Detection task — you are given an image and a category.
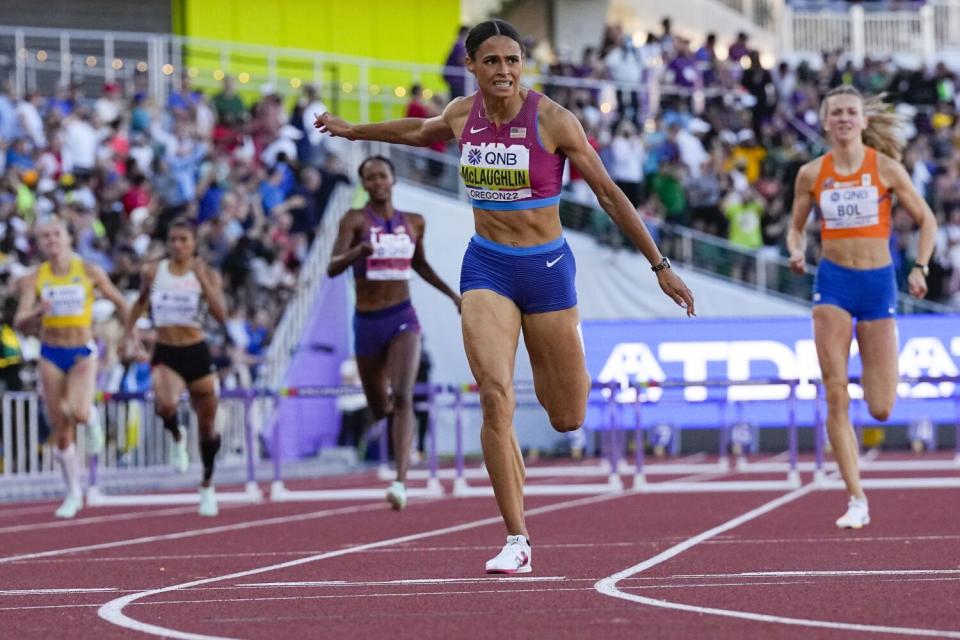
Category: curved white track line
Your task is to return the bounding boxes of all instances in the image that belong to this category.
[98,492,627,640]
[594,483,960,638]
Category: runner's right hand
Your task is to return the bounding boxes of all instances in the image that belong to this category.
[315,112,354,139]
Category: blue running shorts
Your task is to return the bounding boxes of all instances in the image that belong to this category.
[460,234,577,314]
[813,258,897,321]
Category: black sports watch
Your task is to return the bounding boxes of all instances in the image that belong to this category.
[651,257,671,273]
[912,262,929,277]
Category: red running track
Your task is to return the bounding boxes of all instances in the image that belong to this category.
[1,465,959,639]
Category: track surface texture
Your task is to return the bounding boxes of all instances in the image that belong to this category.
[2,455,959,639]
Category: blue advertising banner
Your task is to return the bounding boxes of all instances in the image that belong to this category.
[581,315,960,430]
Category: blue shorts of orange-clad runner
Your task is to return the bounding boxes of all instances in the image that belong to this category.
[813,258,897,321]
[460,234,577,314]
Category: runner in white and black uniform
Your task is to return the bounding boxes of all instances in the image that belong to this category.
[125,218,227,517]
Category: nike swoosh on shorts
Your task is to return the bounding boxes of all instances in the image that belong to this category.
[546,255,565,268]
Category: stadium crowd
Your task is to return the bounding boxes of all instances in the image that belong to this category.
[438,19,960,308]
[0,75,352,396]
[2,13,960,404]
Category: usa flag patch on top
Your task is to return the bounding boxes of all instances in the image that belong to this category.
[510,127,526,138]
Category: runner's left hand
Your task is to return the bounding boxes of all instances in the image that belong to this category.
[656,269,696,317]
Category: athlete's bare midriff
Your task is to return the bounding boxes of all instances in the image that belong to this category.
[473,206,564,246]
[40,326,93,347]
[156,326,206,347]
[355,279,411,313]
[821,237,892,270]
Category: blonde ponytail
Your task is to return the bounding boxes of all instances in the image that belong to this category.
[820,86,907,161]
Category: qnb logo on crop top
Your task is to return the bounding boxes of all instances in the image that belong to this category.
[367,227,415,281]
[819,183,880,230]
[459,143,532,202]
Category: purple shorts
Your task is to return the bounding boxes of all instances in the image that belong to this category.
[353,300,421,358]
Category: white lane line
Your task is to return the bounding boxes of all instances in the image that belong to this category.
[595,481,960,638]
[98,491,629,640]
[702,534,960,545]
[12,575,960,613]
[238,576,567,588]
[10,587,594,612]
[674,570,960,579]
[0,502,386,564]
[0,505,218,535]
[0,587,122,595]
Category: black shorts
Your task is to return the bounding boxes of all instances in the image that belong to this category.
[152,341,215,384]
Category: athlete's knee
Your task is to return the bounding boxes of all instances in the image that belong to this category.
[479,381,514,422]
[155,401,179,420]
[549,415,583,433]
[369,400,393,421]
[390,390,413,411]
[71,404,90,426]
[823,381,850,411]
[867,399,892,422]
[547,405,585,433]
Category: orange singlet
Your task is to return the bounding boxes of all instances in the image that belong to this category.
[810,146,892,241]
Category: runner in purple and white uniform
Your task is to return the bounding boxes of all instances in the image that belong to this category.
[327,156,460,510]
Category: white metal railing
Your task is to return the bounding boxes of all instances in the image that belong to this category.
[2,23,757,124]
[387,145,954,316]
[260,184,354,389]
[0,393,257,486]
[783,1,960,64]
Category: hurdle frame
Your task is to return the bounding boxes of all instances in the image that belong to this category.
[85,389,264,507]
[268,383,444,502]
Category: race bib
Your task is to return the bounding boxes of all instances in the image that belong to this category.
[366,228,415,281]
[459,143,532,202]
[41,285,87,318]
[151,289,201,326]
[819,186,880,230]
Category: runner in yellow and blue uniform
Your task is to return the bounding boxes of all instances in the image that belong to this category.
[14,217,130,518]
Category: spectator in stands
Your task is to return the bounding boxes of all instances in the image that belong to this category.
[293,84,329,166]
[686,157,725,235]
[604,34,643,128]
[212,76,246,128]
[0,297,23,394]
[406,84,446,180]
[742,50,776,135]
[728,31,750,65]
[443,26,470,99]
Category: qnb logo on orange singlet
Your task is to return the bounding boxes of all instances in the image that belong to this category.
[366,227,414,281]
[819,184,880,230]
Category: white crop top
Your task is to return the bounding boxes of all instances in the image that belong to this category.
[150,260,204,328]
